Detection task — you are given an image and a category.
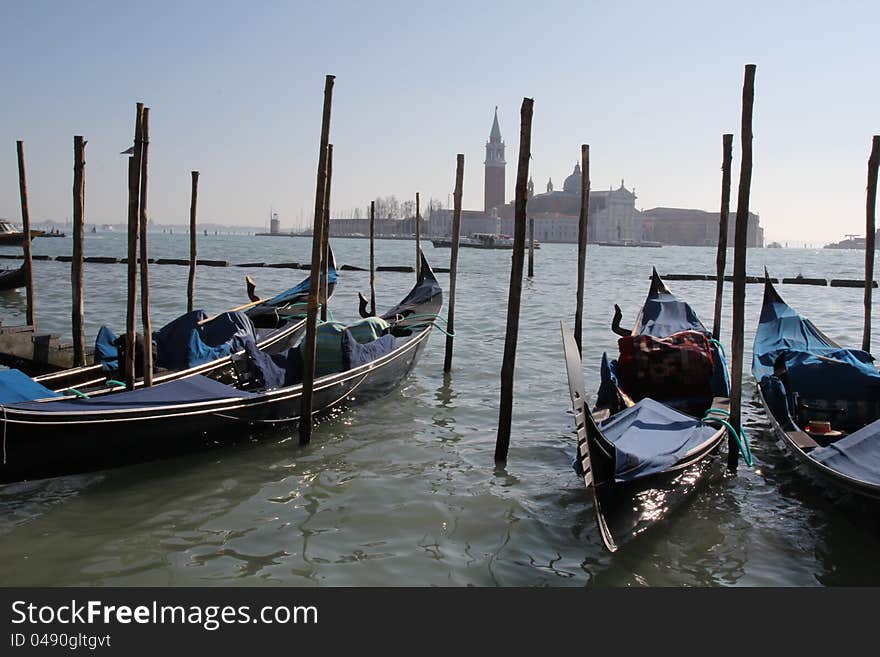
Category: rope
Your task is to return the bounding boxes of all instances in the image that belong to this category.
[708,338,726,361]
[106,379,125,388]
[702,408,753,467]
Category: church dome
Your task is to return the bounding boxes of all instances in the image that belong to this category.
[563,163,581,194]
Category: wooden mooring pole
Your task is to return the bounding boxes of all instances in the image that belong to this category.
[15,141,36,327]
[863,135,880,352]
[369,200,376,316]
[72,136,86,367]
[574,144,590,355]
[138,108,153,385]
[443,154,464,373]
[712,134,734,341]
[125,103,144,389]
[528,218,535,278]
[729,64,756,473]
[495,97,534,464]
[299,74,335,445]
[415,192,421,279]
[188,171,199,313]
[321,144,333,322]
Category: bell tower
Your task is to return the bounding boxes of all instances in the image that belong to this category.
[484,107,506,212]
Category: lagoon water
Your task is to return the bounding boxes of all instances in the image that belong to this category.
[1,232,878,586]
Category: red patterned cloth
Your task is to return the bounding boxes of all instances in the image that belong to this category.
[616,330,714,402]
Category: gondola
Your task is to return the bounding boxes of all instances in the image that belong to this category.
[561,269,732,552]
[753,272,880,499]
[0,251,441,483]
[0,264,26,291]
[28,253,338,395]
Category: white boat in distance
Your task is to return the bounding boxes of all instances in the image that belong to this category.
[431,232,540,250]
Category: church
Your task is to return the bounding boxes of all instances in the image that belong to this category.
[427,108,763,247]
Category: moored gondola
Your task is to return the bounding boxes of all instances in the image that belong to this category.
[561,269,733,552]
[0,264,26,291]
[753,271,880,499]
[26,253,338,396]
[0,251,441,483]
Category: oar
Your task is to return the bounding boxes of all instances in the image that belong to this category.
[197,276,266,326]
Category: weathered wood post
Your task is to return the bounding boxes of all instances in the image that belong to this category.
[862,135,880,352]
[712,134,734,341]
[528,218,535,278]
[369,200,376,315]
[299,75,335,445]
[138,108,153,385]
[443,154,464,373]
[125,103,144,389]
[187,171,199,313]
[320,144,333,322]
[15,141,36,327]
[729,64,756,472]
[574,144,591,354]
[71,136,86,367]
[495,97,534,463]
[415,192,421,279]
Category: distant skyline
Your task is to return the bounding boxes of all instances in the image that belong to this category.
[1,1,878,244]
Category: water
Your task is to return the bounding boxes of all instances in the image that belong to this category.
[1,233,879,586]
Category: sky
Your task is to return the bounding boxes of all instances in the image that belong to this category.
[1,0,878,244]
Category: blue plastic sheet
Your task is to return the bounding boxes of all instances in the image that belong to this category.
[0,369,61,404]
[598,398,719,483]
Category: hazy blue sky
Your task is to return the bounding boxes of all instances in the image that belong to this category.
[1,0,877,243]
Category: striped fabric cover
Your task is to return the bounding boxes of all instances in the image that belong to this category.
[616,330,714,402]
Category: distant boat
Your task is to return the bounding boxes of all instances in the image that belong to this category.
[595,240,662,248]
[431,233,541,250]
[767,241,782,248]
[0,220,43,246]
[823,233,878,249]
[42,228,65,238]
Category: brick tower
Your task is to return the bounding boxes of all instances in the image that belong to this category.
[484,107,506,212]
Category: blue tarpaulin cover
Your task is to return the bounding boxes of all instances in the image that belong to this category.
[266,268,338,306]
[637,283,707,337]
[0,369,62,404]
[153,310,256,371]
[598,397,719,483]
[7,375,254,412]
[753,280,880,403]
[811,416,880,486]
[94,326,120,371]
[341,331,396,369]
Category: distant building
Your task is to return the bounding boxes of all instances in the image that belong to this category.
[640,207,763,247]
[329,108,764,246]
[270,212,281,235]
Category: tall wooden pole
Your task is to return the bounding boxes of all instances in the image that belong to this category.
[299,75,335,445]
[712,134,734,341]
[574,144,591,355]
[188,171,199,313]
[443,154,464,373]
[71,136,86,367]
[862,135,880,352]
[321,144,333,322]
[15,141,36,327]
[369,200,376,316]
[495,97,533,463]
[138,108,153,385]
[415,192,421,279]
[125,103,144,389]
[527,218,535,278]
[729,64,756,473]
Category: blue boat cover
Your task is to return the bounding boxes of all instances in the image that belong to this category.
[266,267,338,306]
[598,397,719,483]
[242,339,303,389]
[810,416,880,486]
[0,369,62,404]
[7,375,255,412]
[637,285,707,337]
[342,331,396,369]
[753,281,880,401]
[95,325,120,371]
[154,310,256,371]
